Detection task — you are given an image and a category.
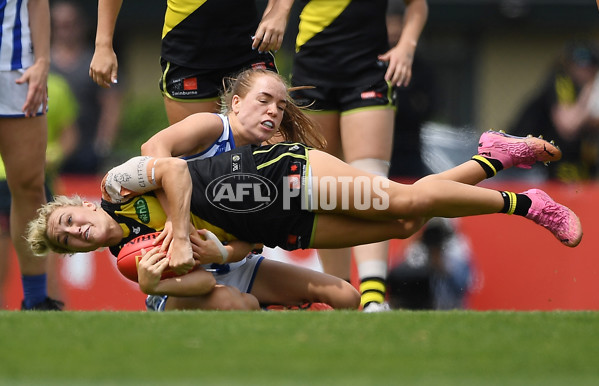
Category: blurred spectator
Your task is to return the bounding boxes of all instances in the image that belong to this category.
[387,4,436,180]
[387,218,474,310]
[509,40,599,183]
[50,0,122,175]
[0,72,78,308]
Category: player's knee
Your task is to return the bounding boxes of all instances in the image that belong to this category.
[397,183,435,218]
[240,293,261,310]
[328,281,360,309]
[392,217,427,239]
[341,282,361,309]
[211,286,258,310]
[349,158,390,177]
[6,172,45,198]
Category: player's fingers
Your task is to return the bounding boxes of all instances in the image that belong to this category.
[92,72,109,88]
[402,69,413,87]
[272,33,283,52]
[41,93,48,115]
[156,231,172,252]
[22,94,38,117]
[252,33,263,50]
[394,67,411,87]
[384,60,397,83]
[97,74,110,88]
[154,230,166,245]
[154,256,170,273]
[258,32,272,52]
[140,246,163,264]
[195,229,210,242]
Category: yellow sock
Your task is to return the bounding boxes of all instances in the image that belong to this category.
[359,278,386,307]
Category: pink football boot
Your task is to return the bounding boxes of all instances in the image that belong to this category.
[521,189,582,247]
[478,130,562,169]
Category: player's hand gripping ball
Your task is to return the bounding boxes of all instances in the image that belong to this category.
[117,232,180,282]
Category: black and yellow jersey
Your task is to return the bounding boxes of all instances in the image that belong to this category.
[101,192,237,257]
[161,0,261,69]
[187,143,316,250]
[293,0,389,87]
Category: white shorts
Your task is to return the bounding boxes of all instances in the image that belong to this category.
[0,70,44,117]
[145,254,264,311]
[207,254,264,293]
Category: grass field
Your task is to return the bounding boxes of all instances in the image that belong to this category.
[1,310,598,385]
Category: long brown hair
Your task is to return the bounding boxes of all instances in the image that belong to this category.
[221,69,326,149]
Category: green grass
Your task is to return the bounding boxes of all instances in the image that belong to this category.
[1,311,598,385]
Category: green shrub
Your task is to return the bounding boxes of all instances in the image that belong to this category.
[109,94,169,165]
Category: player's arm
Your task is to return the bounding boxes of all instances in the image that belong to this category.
[137,247,216,296]
[140,113,224,158]
[378,0,428,87]
[18,0,50,117]
[102,156,195,274]
[140,113,226,253]
[551,80,596,139]
[151,157,196,275]
[191,230,256,264]
[253,0,294,52]
[90,0,122,87]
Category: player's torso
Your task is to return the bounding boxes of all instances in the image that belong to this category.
[293,0,389,86]
[182,114,236,161]
[161,0,260,69]
[0,0,33,71]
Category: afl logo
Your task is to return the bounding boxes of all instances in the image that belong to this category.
[205,173,278,213]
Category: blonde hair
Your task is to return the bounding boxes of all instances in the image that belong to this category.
[26,195,85,256]
[221,69,326,149]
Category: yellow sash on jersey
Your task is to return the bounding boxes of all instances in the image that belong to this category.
[296,0,351,52]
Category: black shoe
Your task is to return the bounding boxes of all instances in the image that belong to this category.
[21,297,64,311]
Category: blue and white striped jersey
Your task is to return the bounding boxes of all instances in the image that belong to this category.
[0,0,33,71]
[182,113,236,161]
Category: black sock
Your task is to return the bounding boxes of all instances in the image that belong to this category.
[499,191,532,216]
[472,155,504,178]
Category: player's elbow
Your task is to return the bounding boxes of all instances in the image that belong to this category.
[153,157,189,185]
[140,139,160,157]
[197,272,217,294]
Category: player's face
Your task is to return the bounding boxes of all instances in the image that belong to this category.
[47,203,111,252]
[233,74,287,144]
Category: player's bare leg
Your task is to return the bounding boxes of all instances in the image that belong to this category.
[0,116,59,309]
[165,285,260,310]
[250,258,360,309]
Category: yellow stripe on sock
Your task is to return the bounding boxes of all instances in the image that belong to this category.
[507,191,517,215]
[472,155,497,176]
[359,280,386,294]
[360,291,385,307]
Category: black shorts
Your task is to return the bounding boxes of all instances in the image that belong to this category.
[188,142,316,250]
[159,52,277,101]
[290,77,395,114]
